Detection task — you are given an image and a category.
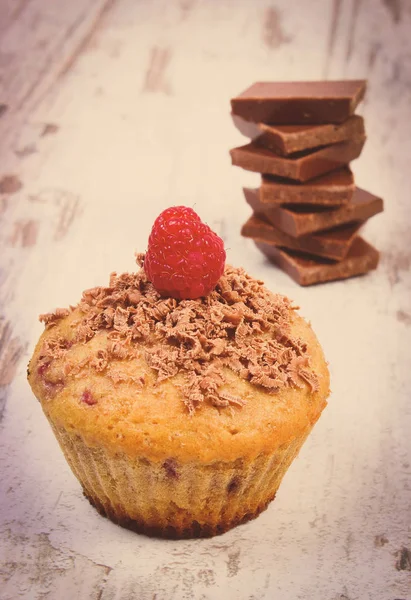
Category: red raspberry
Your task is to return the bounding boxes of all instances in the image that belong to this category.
[144,206,226,300]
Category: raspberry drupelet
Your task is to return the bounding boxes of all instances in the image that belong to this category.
[144,206,226,300]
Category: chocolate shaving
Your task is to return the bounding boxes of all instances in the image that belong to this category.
[42,337,72,359]
[218,391,246,407]
[298,368,320,393]
[110,341,130,360]
[38,261,319,411]
[145,346,179,382]
[62,357,90,378]
[135,253,145,268]
[106,369,145,386]
[90,349,109,372]
[76,323,95,343]
[39,308,70,328]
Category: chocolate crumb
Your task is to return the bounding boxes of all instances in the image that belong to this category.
[135,253,145,267]
[90,349,108,372]
[39,308,71,329]
[38,264,319,411]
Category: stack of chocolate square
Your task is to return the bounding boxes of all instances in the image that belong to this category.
[230,81,383,285]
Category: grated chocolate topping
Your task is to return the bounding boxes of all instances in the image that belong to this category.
[38,259,319,412]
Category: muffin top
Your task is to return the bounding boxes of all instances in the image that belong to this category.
[28,260,329,463]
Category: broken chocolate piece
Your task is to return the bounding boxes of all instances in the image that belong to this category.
[242,214,362,260]
[230,138,365,182]
[255,237,379,286]
[232,114,365,156]
[231,80,366,125]
[260,167,354,206]
[244,187,383,237]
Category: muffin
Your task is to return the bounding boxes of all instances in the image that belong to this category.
[28,208,330,538]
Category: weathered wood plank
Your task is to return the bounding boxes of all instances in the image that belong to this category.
[0,0,115,173]
[0,0,410,599]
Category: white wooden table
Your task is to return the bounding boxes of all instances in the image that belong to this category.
[1,1,410,598]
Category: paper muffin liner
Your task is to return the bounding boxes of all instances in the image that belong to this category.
[49,421,313,538]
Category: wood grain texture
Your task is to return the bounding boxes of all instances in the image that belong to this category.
[0,0,410,599]
[0,0,115,174]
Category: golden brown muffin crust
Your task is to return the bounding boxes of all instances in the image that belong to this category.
[28,265,329,464]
